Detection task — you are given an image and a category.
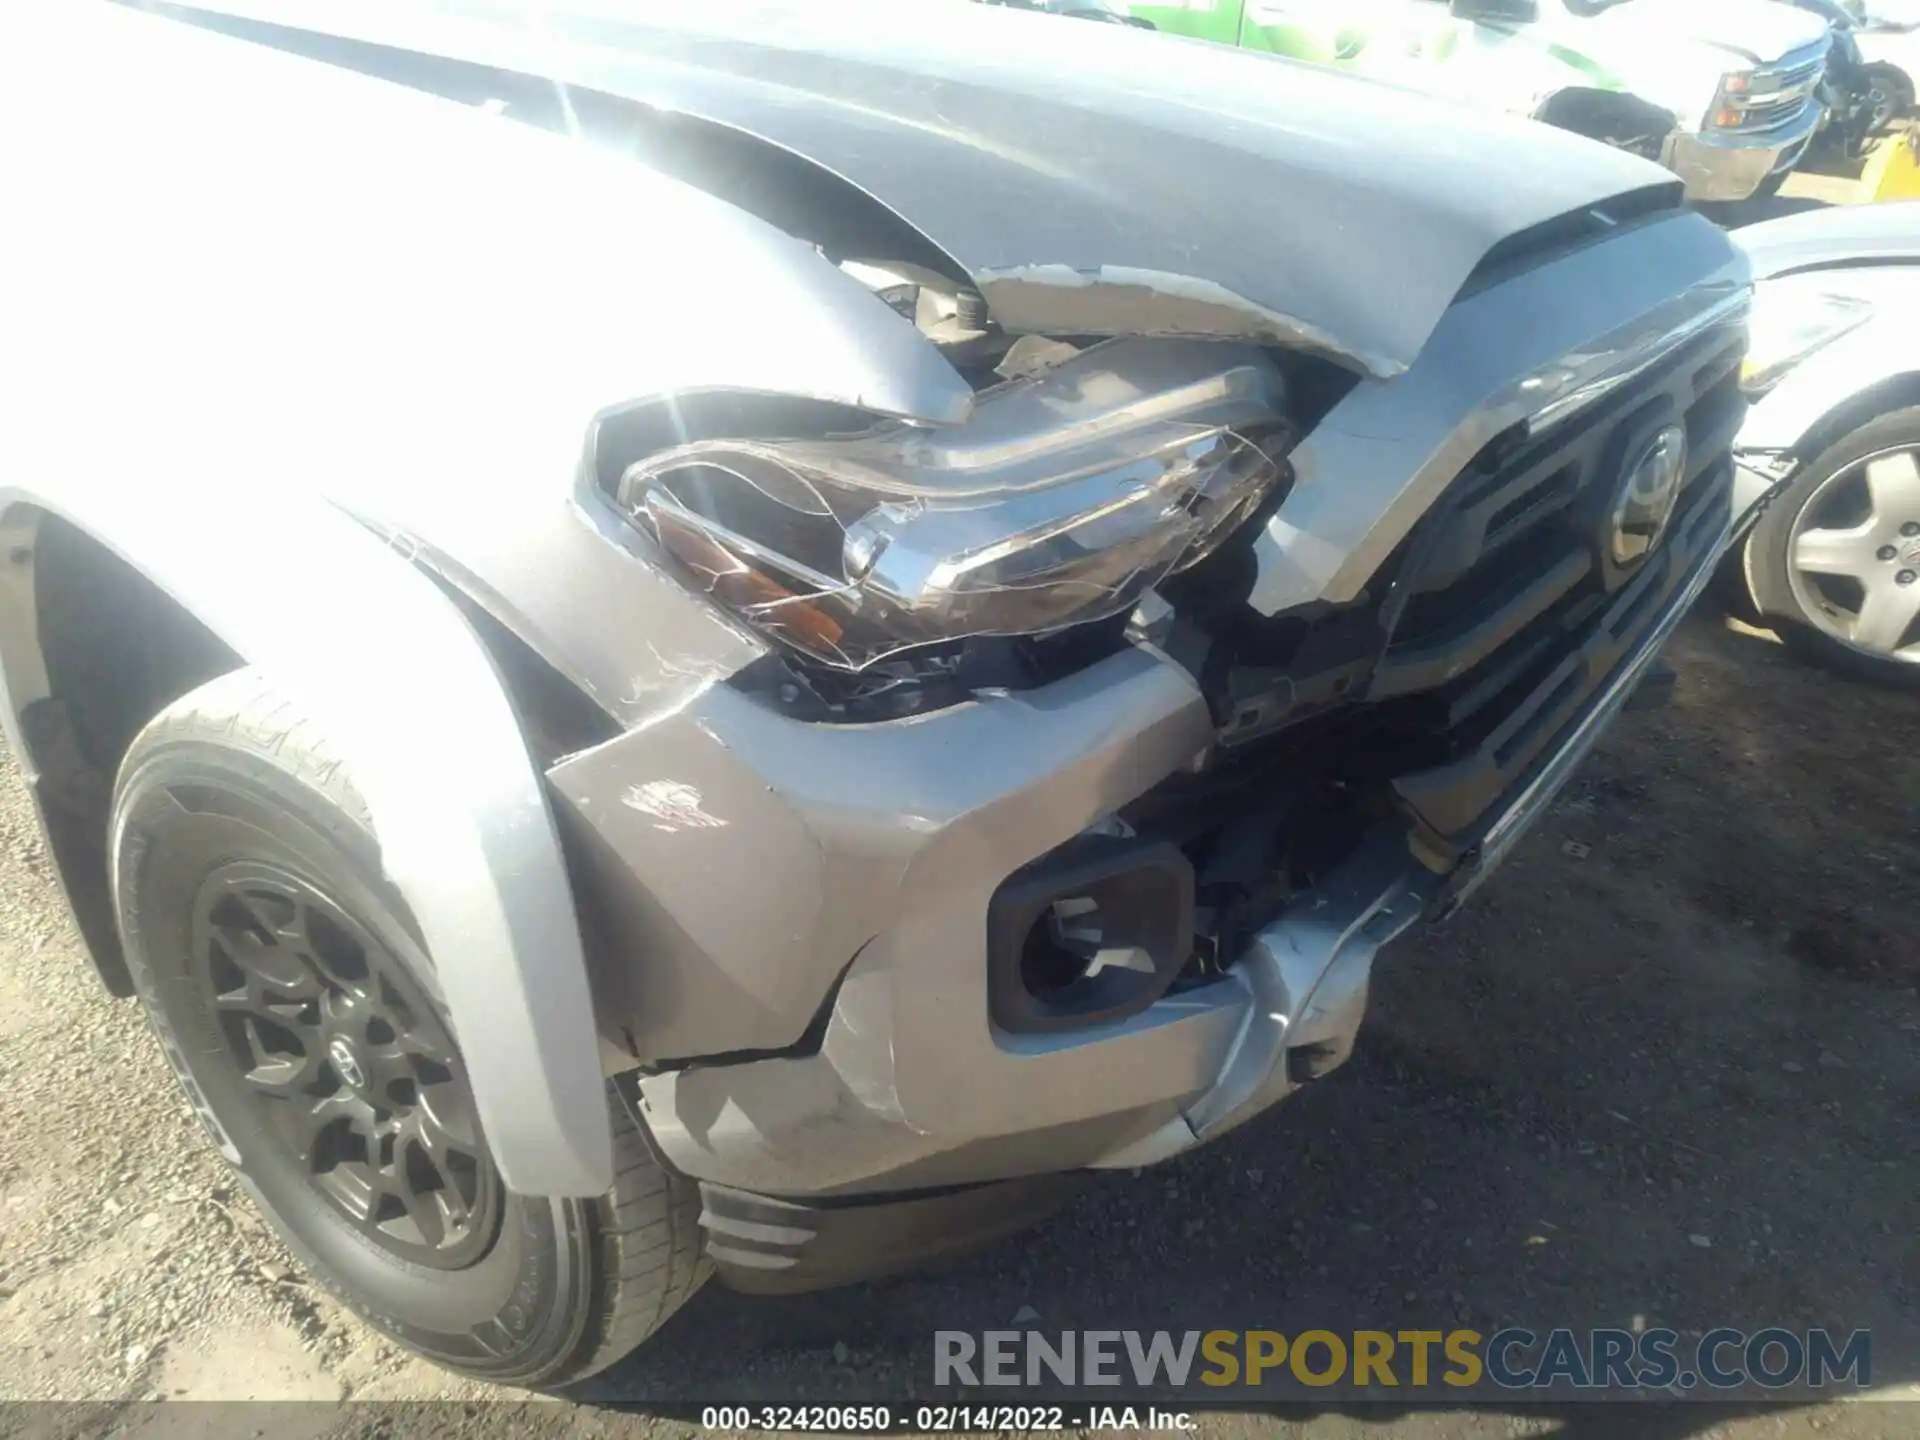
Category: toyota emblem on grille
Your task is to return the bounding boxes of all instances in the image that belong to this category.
[1609,424,1687,567]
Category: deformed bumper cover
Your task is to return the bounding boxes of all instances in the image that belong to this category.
[624,488,1731,1198]
[547,649,1215,1068]
[558,214,1747,1200]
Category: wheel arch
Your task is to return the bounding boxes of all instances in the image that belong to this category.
[0,488,613,1196]
[0,503,241,997]
[1531,86,1676,161]
[1784,371,1920,464]
[1743,360,1920,464]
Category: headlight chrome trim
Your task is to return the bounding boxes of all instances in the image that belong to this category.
[618,339,1294,672]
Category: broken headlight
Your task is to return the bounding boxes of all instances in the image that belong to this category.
[618,339,1292,671]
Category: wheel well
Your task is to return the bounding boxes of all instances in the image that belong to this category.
[1533,87,1674,162]
[1791,372,1920,466]
[1,508,618,997]
[5,510,240,995]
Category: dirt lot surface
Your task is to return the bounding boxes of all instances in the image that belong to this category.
[0,608,1914,1438]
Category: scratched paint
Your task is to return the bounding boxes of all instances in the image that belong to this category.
[621,779,728,832]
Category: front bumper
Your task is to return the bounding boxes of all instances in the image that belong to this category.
[1663,102,1824,202]
[597,488,1735,1205]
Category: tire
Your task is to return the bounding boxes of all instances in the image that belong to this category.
[1744,406,1920,688]
[1866,64,1914,133]
[109,667,707,1387]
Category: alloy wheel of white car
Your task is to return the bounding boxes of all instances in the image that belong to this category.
[1748,408,1920,683]
[1786,445,1920,662]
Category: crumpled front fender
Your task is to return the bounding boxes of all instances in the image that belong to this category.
[0,484,612,1199]
[0,2,638,1197]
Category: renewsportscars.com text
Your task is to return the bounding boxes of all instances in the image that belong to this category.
[934,1327,1872,1393]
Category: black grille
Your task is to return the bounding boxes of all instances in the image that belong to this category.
[1361,321,1747,853]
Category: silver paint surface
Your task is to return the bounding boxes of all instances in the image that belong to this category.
[635,490,1735,1194]
[1247,214,1748,616]
[547,648,1214,1064]
[154,0,1677,378]
[1,0,1754,1199]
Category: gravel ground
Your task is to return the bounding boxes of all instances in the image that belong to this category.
[0,612,1915,1440]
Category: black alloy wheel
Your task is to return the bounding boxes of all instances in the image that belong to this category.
[109,668,709,1387]
[192,861,499,1269]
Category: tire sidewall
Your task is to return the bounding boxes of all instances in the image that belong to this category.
[112,735,598,1382]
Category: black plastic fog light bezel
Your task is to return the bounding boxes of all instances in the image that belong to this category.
[986,835,1195,1035]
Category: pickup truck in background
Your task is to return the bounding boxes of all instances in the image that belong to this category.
[1096,0,1834,201]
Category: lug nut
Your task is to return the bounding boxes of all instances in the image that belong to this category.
[1903,521,1920,537]
[1879,545,1900,561]
[1899,570,1918,587]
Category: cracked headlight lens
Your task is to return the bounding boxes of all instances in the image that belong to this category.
[619,338,1292,671]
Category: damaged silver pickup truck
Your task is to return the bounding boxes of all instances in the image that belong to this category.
[0,0,1751,1389]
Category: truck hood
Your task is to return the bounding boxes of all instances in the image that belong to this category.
[157,0,1680,379]
[1575,0,1831,66]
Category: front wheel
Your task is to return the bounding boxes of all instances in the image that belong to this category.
[1744,407,1920,687]
[110,668,707,1387]
[1866,64,1915,133]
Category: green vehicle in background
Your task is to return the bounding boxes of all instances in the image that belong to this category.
[1011,0,1835,202]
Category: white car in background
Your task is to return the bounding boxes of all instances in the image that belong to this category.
[1734,201,1920,682]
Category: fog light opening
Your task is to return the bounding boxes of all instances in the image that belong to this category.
[1019,896,1155,1000]
[987,838,1194,1034]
